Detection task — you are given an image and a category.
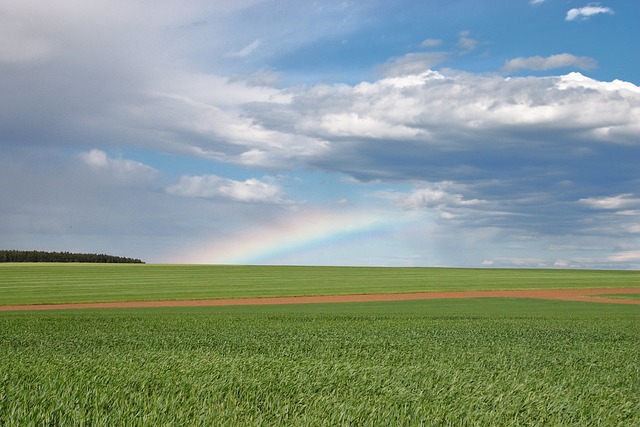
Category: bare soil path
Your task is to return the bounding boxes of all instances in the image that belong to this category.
[1,288,639,311]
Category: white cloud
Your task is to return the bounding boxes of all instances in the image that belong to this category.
[377,182,485,220]
[377,52,449,77]
[566,6,614,21]
[80,149,111,168]
[420,38,442,48]
[315,112,420,139]
[503,53,596,73]
[78,149,158,182]
[227,39,262,58]
[111,71,328,168]
[556,72,640,93]
[393,185,483,210]
[267,70,640,150]
[579,194,640,210]
[529,0,545,5]
[242,69,639,257]
[457,31,477,52]
[166,175,285,203]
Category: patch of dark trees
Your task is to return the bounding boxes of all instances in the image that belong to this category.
[0,250,144,264]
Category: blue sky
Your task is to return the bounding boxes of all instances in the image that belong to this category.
[1,0,638,268]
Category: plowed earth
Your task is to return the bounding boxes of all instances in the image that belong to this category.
[1,288,638,311]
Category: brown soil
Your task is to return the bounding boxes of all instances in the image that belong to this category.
[1,288,639,311]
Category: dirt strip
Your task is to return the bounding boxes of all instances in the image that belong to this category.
[1,288,639,311]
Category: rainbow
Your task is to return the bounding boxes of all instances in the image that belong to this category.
[175,209,416,265]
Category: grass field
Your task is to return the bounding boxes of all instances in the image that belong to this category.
[0,265,638,425]
[1,263,639,305]
[1,299,638,426]
[598,293,640,300]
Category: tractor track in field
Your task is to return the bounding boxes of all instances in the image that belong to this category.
[1,288,639,311]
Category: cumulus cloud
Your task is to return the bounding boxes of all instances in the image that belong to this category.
[502,53,596,73]
[166,175,285,203]
[254,70,640,159]
[401,188,483,209]
[242,69,639,250]
[566,6,614,21]
[380,183,485,219]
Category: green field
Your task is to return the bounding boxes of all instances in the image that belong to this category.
[1,264,638,305]
[598,293,640,300]
[1,299,638,426]
[1,265,638,425]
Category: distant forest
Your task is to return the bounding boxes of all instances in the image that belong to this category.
[0,250,144,264]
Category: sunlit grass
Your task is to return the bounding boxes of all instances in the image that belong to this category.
[1,299,638,426]
[2,265,638,424]
[597,293,640,300]
[1,264,638,305]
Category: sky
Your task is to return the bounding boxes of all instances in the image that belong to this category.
[1,0,638,268]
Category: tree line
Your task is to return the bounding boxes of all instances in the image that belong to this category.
[0,250,144,264]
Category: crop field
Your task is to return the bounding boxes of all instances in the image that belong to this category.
[1,263,639,305]
[0,265,638,425]
[598,293,640,300]
[1,300,638,426]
